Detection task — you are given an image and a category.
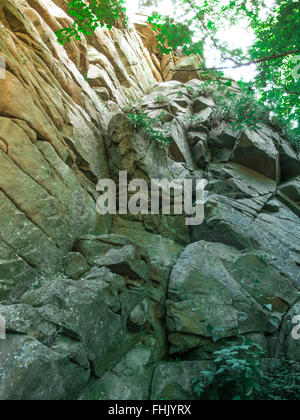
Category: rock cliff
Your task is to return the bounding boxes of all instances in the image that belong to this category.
[0,0,299,400]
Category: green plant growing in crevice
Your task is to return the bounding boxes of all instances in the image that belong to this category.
[186,82,216,99]
[184,78,299,152]
[83,71,92,84]
[269,115,300,153]
[211,87,299,152]
[55,0,299,149]
[176,90,185,98]
[185,80,271,132]
[153,93,170,104]
[184,114,207,129]
[210,84,269,131]
[20,54,27,65]
[127,111,172,146]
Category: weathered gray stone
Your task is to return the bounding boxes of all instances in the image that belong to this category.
[0,0,299,399]
[63,252,90,280]
[206,163,277,199]
[111,217,184,283]
[20,268,144,377]
[75,234,137,265]
[187,129,208,148]
[0,335,90,400]
[0,304,57,345]
[95,244,151,281]
[168,119,195,168]
[81,344,156,400]
[277,178,300,216]
[192,194,300,285]
[51,335,90,370]
[192,139,210,168]
[167,241,299,349]
[276,136,300,180]
[151,361,212,400]
[208,122,239,149]
[231,129,280,181]
[278,177,300,204]
[193,96,215,113]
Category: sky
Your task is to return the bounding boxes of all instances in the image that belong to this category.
[125,0,272,82]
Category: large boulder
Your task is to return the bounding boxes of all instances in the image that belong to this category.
[231,129,280,181]
[19,268,144,377]
[167,241,300,353]
[151,361,212,400]
[81,343,159,400]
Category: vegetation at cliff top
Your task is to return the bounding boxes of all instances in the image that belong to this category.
[56,0,299,147]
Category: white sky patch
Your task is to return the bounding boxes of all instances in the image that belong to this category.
[46,0,70,18]
[125,0,274,82]
[205,24,258,82]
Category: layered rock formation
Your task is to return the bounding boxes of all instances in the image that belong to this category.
[0,0,299,400]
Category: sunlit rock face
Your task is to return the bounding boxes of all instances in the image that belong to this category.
[0,0,112,301]
[0,0,299,401]
[0,0,163,301]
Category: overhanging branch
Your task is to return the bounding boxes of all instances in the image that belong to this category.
[172,50,300,72]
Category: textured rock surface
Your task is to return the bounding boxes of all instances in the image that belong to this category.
[0,0,178,301]
[167,241,299,351]
[151,361,212,400]
[0,0,299,401]
[0,334,90,400]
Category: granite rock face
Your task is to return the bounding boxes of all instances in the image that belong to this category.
[0,0,171,302]
[0,0,299,401]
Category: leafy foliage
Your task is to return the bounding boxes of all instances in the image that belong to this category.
[56,0,299,148]
[249,0,300,133]
[193,342,265,400]
[211,88,269,131]
[187,78,299,150]
[145,0,299,146]
[153,93,170,104]
[148,13,204,56]
[127,111,172,146]
[258,360,300,401]
[55,0,126,45]
[193,341,300,400]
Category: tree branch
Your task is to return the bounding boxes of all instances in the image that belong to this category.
[185,0,241,66]
[276,80,300,96]
[172,50,300,72]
